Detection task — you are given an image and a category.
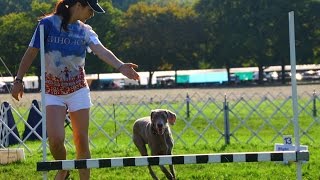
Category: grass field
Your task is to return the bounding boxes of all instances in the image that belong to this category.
[1,85,319,179]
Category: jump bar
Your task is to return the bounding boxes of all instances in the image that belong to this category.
[37,151,309,171]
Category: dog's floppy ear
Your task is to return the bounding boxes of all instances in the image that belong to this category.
[166,110,176,125]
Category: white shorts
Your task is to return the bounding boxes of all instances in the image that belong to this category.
[45,88,93,112]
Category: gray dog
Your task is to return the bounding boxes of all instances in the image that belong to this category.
[133,109,176,180]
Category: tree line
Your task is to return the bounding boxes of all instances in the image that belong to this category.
[0,0,319,85]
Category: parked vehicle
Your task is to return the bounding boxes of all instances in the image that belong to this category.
[0,81,12,93]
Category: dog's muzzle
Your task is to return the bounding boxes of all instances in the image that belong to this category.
[156,123,165,135]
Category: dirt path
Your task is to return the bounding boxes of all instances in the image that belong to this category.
[1,84,319,106]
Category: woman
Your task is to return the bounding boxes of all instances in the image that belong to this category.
[11,0,140,179]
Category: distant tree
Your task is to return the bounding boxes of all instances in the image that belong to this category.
[293,1,320,64]
[195,0,248,83]
[138,0,198,7]
[112,0,139,11]
[84,1,124,74]
[112,0,198,11]
[118,2,204,86]
[0,13,35,76]
[195,0,320,84]
[0,0,55,79]
[0,0,33,16]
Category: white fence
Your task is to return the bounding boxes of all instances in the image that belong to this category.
[1,89,320,154]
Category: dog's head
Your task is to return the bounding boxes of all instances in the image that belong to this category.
[151,109,176,135]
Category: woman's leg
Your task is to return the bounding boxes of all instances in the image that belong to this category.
[69,108,91,180]
[46,105,69,180]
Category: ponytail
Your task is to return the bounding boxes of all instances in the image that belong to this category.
[54,0,88,31]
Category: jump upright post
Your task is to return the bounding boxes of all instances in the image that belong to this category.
[288,11,303,179]
[39,24,48,180]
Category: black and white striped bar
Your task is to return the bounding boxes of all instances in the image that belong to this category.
[37,151,309,171]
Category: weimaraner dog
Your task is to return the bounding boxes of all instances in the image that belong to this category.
[133,109,176,180]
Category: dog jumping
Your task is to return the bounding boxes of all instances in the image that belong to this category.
[133,109,176,180]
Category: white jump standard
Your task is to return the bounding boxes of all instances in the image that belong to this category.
[37,151,309,171]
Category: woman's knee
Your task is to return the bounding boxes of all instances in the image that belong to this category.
[73,132,89,146]
[73,132,90,153]
[48,135,65,149]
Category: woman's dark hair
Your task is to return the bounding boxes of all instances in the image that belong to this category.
[54,0,88,31]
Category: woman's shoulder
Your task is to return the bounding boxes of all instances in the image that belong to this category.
[39,14,60,24]
[39,14,53,21]
[78,21,93,31]
[38,14,62,30]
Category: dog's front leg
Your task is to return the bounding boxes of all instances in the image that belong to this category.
[148,165,159,180]
[166,137,176,179]
[159,165,175,180]
[169,164,175,179]
[167,150,176,179]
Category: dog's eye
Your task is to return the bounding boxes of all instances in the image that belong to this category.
[161,114,167,120]
[160,113,166,119]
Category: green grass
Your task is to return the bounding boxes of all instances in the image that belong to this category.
[2,97,319,179]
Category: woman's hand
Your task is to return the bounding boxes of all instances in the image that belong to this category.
[11,82,24,101]
[118,63,140,81]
